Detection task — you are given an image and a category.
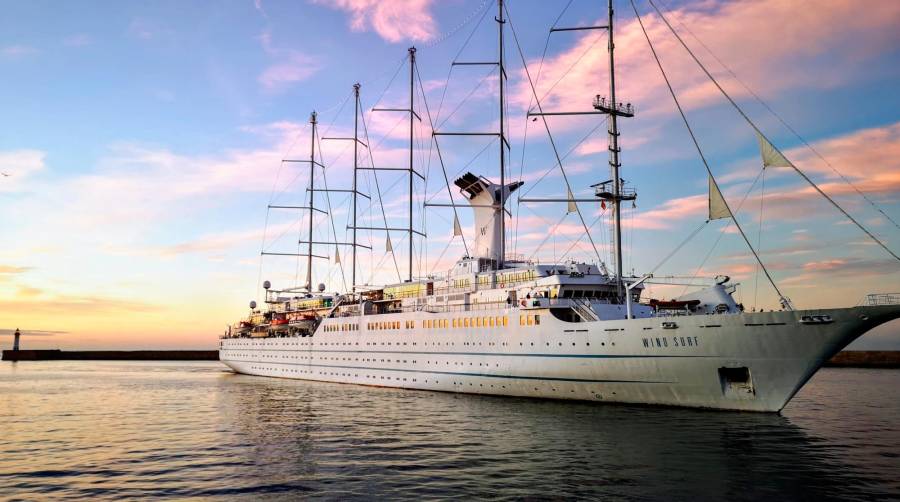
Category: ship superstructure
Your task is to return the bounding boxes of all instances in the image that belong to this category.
[220,0,900,412]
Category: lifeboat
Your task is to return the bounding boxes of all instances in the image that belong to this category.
[239,321,253,329]
[271,318,289,326]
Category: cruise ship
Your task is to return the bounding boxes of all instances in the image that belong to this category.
[220,0,900,412]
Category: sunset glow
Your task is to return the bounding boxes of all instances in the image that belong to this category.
[1,0,898,349]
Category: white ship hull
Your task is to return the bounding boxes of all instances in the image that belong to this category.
[219,304,900,412]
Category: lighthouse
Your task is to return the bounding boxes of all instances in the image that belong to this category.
[12,328,20,351]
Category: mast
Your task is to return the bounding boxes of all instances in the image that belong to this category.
[351,83,360,292]
[306,111,317,291]
[408,47,415,282]
[498,0,507,268]
[607,0,624,300]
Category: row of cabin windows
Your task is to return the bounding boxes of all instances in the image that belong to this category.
[368,321,403,331]
[324,323,359,332]
[498,270,538,284]
[333,314,540,333]
[451,316,510,328]
[323,319,515,332]
[519,314,541,326]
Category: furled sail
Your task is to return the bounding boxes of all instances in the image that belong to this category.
[334,247,341,264]
[567,188,577,214]
[756,132,791,168]
[386,235,393,253]
[453,214,463,236]
[708,174,731,221]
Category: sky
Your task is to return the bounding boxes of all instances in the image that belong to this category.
[1,0,899,350]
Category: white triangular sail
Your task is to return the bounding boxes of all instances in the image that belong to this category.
[756,131,791,168]
[453,215,463,236]
[567,188,577,214]
[708,174,731,221]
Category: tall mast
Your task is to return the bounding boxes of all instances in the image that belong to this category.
[607,0,624,300]
[352,83,360,292]
[306,111,317,291]
[497,0,507,268]
[408,47,416,282]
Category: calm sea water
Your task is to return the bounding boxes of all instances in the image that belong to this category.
[1,362,898,500]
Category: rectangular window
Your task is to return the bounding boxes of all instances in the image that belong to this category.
[452,319,457,328]
[519,315,525,326]
[503,316,508,327]
[527,315,534,326]
[489,317,495,327]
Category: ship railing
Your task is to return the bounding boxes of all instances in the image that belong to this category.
[863,293,900,306]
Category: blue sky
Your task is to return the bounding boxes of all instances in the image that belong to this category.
[1,0,899,349]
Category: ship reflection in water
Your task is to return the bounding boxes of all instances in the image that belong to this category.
[1,362,897,499]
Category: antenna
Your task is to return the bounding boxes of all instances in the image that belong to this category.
[497,0,507,268]
[306,111,317,291]
[371,47,426,282]
[430,0,512,270]
[261,111,338,290]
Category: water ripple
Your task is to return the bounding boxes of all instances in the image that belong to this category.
[1,361,898,500]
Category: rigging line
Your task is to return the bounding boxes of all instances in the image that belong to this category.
[506,2,606,274]
[429,236,457,276]
[656,0,900,233]
[368,54,410,114]
[631,0,790,307]
[648,220,707,275]
[683,169,764,298]
[530,32,605,113]
[416,63,470,256]
[520,203,601,265]
[434,0,495,124]
[527,210,571,263]
[514,117,530,256]
[436,65,499,130]
[450,0,495,63]
[424,137,498,203]
[558,209,607,264]
[646,0,900,263]
[316,131,348,292]
[754,167,766,310]
[520,0,572,137]
[518,117,608,198]
[321,89,353,139]
[359,97,403,283]
[427,0,492,49]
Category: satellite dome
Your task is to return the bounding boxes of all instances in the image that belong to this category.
[263,280,271,290]
[249,300,257,309]
[318,283,326,292]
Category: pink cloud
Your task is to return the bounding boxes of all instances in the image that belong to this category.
[311,0,438,43]
[629,193,707,230]
[511,0,900,119]
[259,52,320,91]
[1,45,38,58]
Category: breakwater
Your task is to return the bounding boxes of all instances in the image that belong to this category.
[1,350,219,361]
